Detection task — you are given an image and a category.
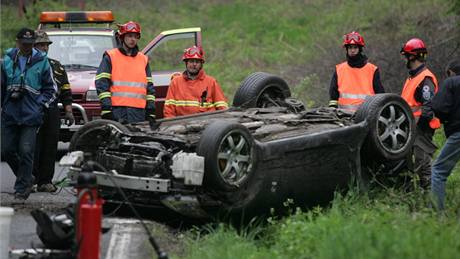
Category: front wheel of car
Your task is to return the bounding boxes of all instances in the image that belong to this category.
[197,121,256,192]
[233,72,291,108]
[354,94,415,161]
[69,119,131,157]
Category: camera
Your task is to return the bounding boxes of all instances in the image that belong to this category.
[10,87,25,101]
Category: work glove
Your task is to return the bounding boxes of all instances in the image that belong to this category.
[64,111,75,126]
[101,111,114,121]
[118,118,129,125]
[146,114,159,130]
[417,116,431,132]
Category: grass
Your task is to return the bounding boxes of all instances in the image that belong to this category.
[180,132,460,259]
[181,164,460,259]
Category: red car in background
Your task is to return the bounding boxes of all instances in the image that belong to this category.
[39,11,202,142]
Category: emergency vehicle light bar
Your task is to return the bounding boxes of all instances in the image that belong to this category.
[40,11,114,24]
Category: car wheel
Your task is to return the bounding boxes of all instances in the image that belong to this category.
[233,72,291,108]
[354,94,415,161]
[69,119,130,155]
[197,121,256,191]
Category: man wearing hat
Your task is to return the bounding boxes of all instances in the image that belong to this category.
[1,28,56,200]
[32,30,74,192]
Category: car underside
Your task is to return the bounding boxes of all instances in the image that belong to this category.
[63,72,415,221]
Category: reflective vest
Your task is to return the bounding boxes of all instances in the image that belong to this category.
[401,68,441,129]
[336,62,377,111]
[107,48,148,109]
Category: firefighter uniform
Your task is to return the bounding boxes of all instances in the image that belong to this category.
[164,69,228,118]
[401,65,440,129]
[329,31,385,110]
[96,46,155,123]
[401,64,440,188]
[334,61,380,110]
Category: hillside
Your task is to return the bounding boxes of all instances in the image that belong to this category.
[2,1,460,258]
[1,0,459,106]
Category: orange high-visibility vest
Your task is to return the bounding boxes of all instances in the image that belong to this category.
[107,48,148,109]
[336,62,377,111]
[401,68,441,129]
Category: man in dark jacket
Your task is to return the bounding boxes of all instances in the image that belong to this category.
[1,28,56,200]
[32,30,74,192]
[431,60,460,210]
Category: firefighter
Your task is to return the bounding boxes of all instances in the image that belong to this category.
[400,38,440,189]
[163,46,228,118]
[431,60,460,210]
[329,31,385,111]
[95,21,155,124]
[33,30,74,192]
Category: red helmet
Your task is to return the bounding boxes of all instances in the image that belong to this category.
[182,46,205,62]
[343,31,365,47]
[400,38,427,56]
[118,21,141,37]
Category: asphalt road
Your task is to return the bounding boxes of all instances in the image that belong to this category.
[1,143,183,259]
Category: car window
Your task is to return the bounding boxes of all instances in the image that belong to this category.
[47,35,115,69]
[147,33,197,72]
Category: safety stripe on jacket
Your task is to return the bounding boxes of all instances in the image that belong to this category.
[146,95,156,101]
[98,91,112,100]
[214,101,229,108]
[112,92,146,99]
[95,72,111,80]
[165,99,228,108]
[339,93,370,100]
[338,104,360,111]
[112,81,146,88]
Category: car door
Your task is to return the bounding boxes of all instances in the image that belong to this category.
[142,27,202,118]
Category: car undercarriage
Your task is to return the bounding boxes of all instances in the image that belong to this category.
[63,72,416,221]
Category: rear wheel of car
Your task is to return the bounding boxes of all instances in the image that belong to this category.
[69,119,130,156]
[233,72,291,108]
[197,121,256,192]
[354,94,415,161]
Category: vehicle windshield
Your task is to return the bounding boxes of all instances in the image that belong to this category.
[47,34,115,70]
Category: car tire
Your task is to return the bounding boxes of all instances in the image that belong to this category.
[233,72,291,108]
[354,93,415,161]
[196,121,256,192]
[69,119,130,154]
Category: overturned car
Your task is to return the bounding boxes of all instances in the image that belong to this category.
[64,72,415,220]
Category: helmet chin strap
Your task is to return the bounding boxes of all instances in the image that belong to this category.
[405,55,416,69]
[406,60,412,69]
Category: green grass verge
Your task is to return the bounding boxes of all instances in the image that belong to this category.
[182,167,460,259]
[181,130,460,259]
